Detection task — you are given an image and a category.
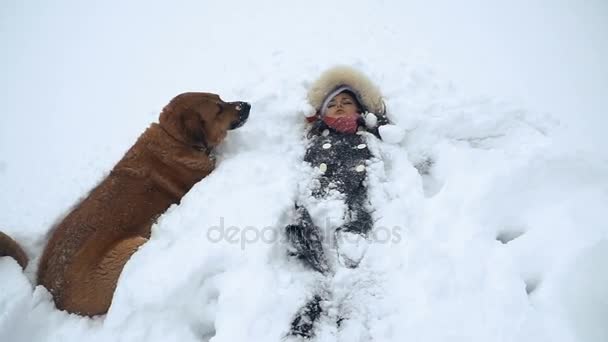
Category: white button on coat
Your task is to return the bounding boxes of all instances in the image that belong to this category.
[357,144,367,149]
[322,143,332,149]
[355,165,365,172]
[322,129,330,136]
[319,163,328,173]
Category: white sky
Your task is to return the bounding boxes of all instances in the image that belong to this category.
[1,0,606,147]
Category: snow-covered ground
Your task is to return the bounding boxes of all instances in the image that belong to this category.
[1,1,607,341]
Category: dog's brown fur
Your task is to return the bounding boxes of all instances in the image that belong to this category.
[0,92,248,316]
[0,231,29,269]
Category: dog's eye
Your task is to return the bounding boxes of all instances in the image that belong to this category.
[216,103,224,116]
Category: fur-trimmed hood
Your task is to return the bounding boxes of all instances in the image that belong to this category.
[307,65,386,116]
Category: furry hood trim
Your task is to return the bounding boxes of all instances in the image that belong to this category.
[307,65,386,116]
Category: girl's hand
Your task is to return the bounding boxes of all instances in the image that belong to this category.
[379,124,405,144]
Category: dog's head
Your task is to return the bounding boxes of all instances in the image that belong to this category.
[159,92,250,150]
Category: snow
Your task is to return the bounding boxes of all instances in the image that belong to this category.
[377,124,405,144]
[1,0,607,341]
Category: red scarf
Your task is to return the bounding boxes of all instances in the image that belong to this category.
[322,114,360,134]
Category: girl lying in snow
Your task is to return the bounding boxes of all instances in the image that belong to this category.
[285,66,395,337]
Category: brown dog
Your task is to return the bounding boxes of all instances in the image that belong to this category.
[0,92,250,316]
[0,231,29,269]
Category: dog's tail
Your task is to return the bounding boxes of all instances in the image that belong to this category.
[0,231,28,269]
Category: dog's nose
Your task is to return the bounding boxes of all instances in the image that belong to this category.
[237,102,250,121]
[237,102,250,114]
[230,101,250,130]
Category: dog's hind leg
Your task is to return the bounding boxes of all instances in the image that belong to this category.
[62,235,148,316]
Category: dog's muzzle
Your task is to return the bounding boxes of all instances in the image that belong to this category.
[230,102,250,129]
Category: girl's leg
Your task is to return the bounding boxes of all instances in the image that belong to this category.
[285,205,329,274]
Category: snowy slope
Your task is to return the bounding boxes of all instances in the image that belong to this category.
[1,1,607,341]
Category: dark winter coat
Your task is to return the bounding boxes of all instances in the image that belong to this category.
[305,122,371,198]
[285,119,385,274]
[304,120,375,232]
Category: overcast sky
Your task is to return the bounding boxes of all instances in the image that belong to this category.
[1,0,606,148]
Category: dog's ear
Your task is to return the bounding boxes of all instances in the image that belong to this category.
[180,109,207,148]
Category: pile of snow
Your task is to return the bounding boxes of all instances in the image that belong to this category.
[1,1,607,341]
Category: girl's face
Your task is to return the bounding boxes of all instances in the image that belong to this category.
[325,92,360,118]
